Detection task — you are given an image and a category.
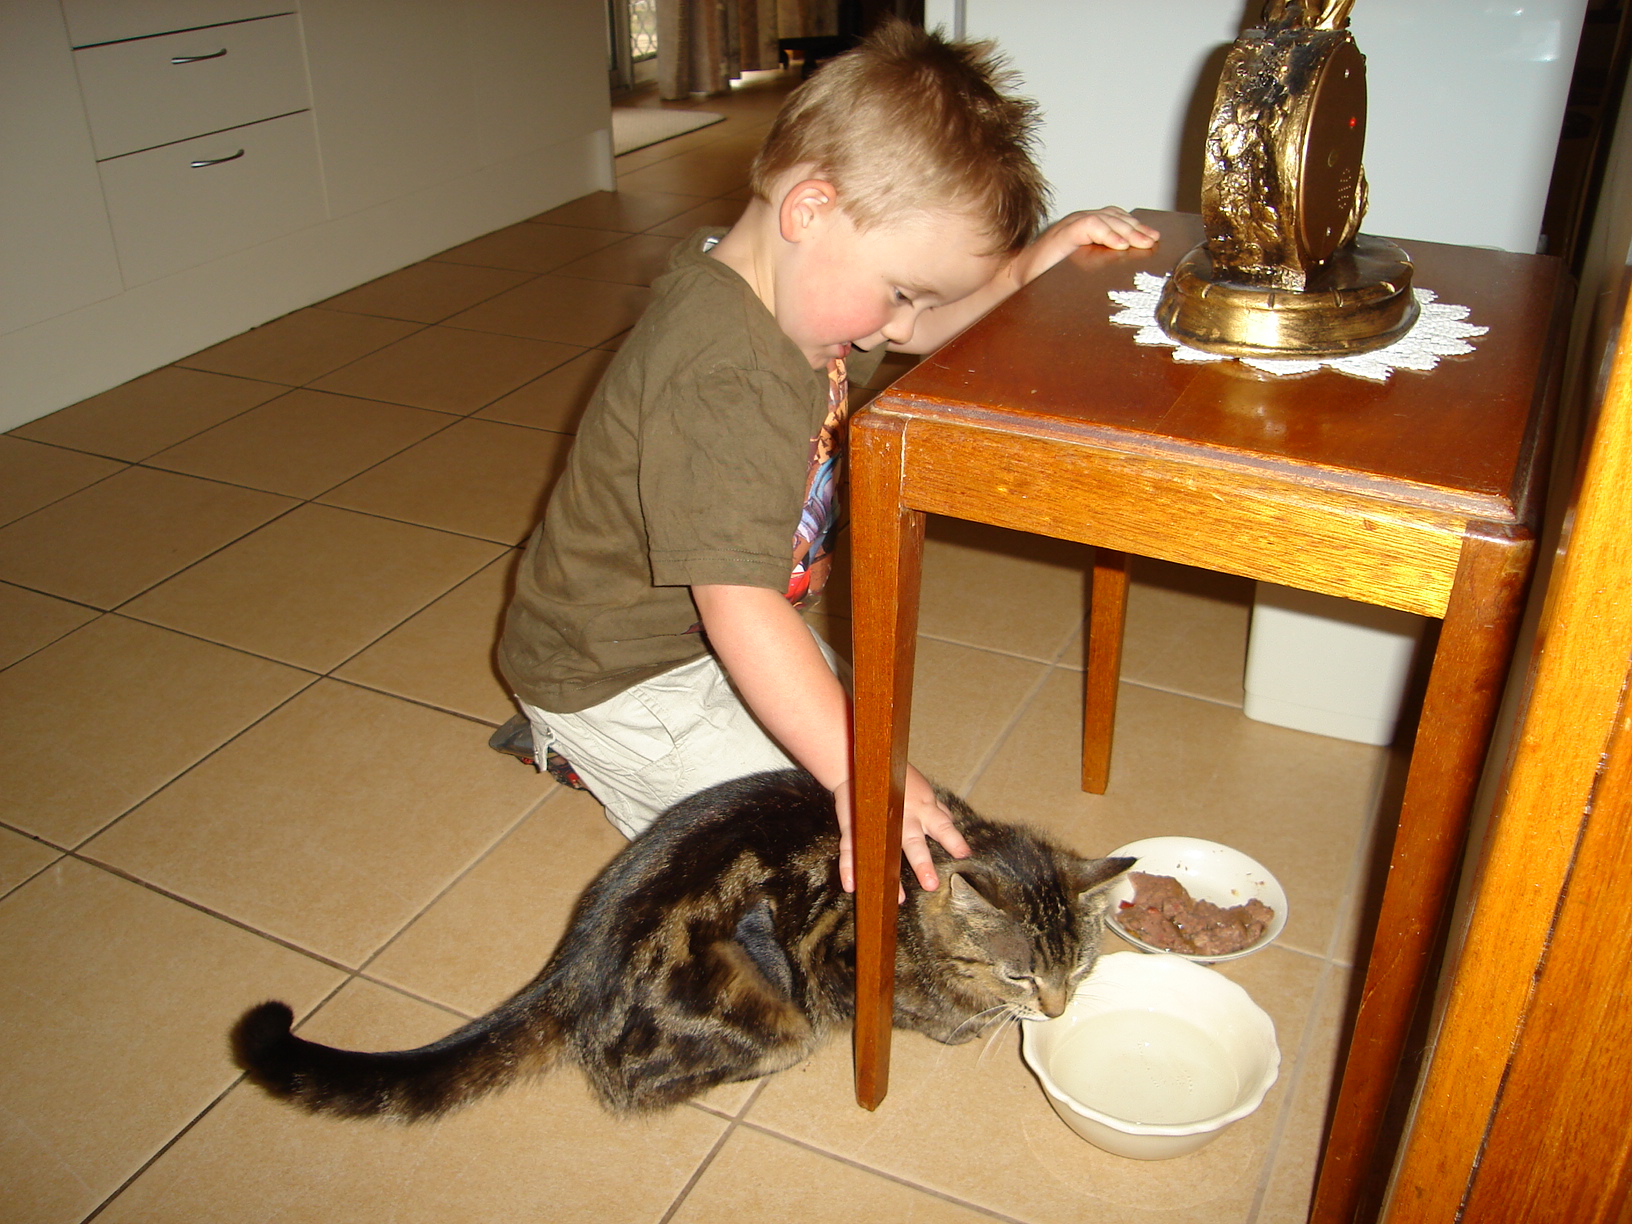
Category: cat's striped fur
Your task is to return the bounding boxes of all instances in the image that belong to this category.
[232,769,1131,1118]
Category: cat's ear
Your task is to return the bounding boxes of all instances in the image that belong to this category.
[1070,856,1137,899]
[947,871,1002,916]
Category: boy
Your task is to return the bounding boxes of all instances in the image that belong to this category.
[497,22,1157,893]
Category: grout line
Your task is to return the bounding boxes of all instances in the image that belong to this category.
[957,655,1059,798]
[59,667,324,850]
[353,783,566,985]
[78,1074,247,1223]
[65,848,356,974]
[732,1122,1036,1224]
[653,1117,742,1224]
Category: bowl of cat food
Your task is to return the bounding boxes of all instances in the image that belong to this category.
[1021,951,1280,1159]
[1104,836,1287,962]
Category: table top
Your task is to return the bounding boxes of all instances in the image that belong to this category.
[878,211,1568,524]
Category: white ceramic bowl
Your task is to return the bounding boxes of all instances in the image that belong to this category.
[1105,836,1288,962]
[1021,952,1280,1159]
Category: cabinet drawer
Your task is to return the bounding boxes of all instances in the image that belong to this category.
[97,111,326,287]
[75,14,310,160]
[62,1,293,48]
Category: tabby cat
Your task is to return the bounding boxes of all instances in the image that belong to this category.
[233,769,1132,1118]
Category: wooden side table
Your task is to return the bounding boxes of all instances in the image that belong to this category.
[848,212,1568,1222]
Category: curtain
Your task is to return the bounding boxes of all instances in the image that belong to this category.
[658,0,837,99]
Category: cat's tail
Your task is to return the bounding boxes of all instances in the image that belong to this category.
[231,995,563,1122]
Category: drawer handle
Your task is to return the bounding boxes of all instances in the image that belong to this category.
[190,149,245,168]
[171,49,228,64]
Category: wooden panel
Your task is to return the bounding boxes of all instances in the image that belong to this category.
[886,412,1469,617]
[1382,275,1632,1224]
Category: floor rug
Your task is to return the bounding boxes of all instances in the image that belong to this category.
[612,108,725,155]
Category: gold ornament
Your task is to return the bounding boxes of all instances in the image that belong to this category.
[1156,0,1418,358]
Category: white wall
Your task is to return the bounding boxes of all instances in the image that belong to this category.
[927,0,1587,252]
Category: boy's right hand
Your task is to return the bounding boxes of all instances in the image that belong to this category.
[832,766,972,901]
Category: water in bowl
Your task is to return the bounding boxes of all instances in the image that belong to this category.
[1048,1010,1239,1126]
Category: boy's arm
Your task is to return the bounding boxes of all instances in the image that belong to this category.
[893,207,1160,355]
[691,582,970,892]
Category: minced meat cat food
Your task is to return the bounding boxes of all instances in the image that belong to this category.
[1116,871,1274,956]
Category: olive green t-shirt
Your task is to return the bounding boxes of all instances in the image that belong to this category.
[498,229,882,714]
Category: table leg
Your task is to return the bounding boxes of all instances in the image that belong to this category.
[849,413,926,1110]
[1084,548,1129,794]
[1312,523,1534,1224]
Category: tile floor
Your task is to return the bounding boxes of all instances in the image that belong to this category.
[1,72,1391,1224]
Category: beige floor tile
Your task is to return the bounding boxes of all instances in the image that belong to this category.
[645,196,749,236]
[909,639,1049,796]
[319,418,572,544]
[334,551,519,722]
[616,154,752,198]
[311,326,584,415]
[0,615,312,846]
[1257,965,1351,1224]
[0,467,294,608]
[444,273,651,347]
[918,519,1091,663]
[93,977,727,1224]
[476,347,615,433]
[968,674,1386,960]
[554,233,683,286]
[178,309,420,386]
[145,390,452,498]
[122,504,504,673]
[0,826,59,899]
[316,262,534,323]
[0,582,99,669]
[433,221,624,273]
[744,1012,1276,1224]
[7,366,285,461]
[1118,557,1253,705]
[672,1127,1003,1223]
[0,858,341,1224]
[0,437,125,528]
[534,187,711,232]
[83,680,553,966]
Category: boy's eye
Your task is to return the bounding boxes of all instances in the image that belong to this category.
[893,289,913,305]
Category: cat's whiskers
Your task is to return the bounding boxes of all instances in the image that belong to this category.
[947,1003,1010,1044]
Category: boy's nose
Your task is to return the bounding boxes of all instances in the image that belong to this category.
[881,309,916,345]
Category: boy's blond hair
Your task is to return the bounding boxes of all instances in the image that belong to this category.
[750,21,1050,256]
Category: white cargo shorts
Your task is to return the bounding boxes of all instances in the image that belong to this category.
[518,628,843,839]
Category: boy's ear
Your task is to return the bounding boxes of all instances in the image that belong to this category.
[778,178,839,243]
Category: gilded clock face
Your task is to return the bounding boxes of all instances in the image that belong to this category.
[1296,37,1367,267]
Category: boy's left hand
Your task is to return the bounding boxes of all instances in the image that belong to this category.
[1054,206,1161,252]
[1014,206,1160,288]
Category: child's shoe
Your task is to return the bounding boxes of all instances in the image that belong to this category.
[487,715,588,791]
[487,714,536,765]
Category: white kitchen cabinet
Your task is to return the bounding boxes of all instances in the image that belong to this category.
[74,13,311,160]
[99,112,327,285]
[0,1,123,336]
[59,0,291,48]
[299,0,480,218]
[3,0,613,429]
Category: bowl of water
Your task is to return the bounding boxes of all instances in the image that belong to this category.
[1020,952,1279,1159]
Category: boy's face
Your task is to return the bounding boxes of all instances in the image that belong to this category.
[776,201,1000,369]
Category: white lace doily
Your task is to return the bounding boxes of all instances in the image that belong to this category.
[1108,271,1488,382]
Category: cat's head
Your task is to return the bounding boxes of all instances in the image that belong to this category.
[918,848,1135,1022]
